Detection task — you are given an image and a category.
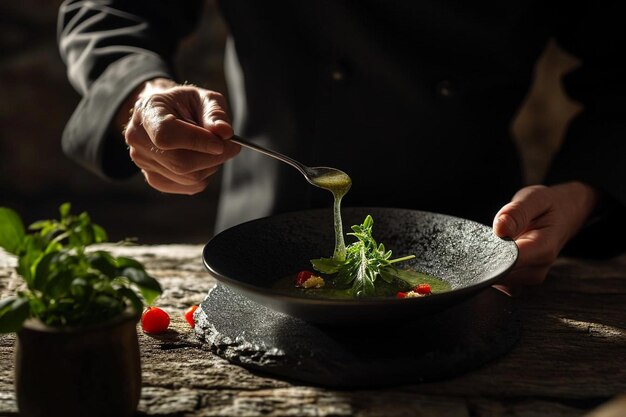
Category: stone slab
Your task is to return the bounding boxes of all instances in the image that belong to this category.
[194,284,520,388]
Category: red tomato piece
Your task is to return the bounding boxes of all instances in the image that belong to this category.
[396,291,407,299]
[295,270,314,287]
[141,306,170,334]
[184,305,199,328]
[415,283,431,295]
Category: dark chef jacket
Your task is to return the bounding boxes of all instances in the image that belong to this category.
[57,1,626,255]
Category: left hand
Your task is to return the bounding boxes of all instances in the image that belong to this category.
[492,182,601,291]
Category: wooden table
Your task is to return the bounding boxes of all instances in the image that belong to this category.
[1,244,625,417]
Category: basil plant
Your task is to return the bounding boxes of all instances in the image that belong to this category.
[0,203,161,332]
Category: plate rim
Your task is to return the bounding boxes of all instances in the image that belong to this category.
[202,207,519,307]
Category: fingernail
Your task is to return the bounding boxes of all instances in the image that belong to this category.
[497,213,518,237]
[492,284,522,298]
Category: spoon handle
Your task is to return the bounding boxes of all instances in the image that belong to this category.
[230,135,309,177]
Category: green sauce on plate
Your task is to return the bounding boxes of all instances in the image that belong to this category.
[273,269,451,300]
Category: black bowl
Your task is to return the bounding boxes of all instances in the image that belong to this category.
[202,207,518,324]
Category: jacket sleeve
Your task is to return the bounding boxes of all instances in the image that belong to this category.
[57,0,204,179]
[546,2,626,257]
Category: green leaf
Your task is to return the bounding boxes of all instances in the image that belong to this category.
[93,294,123,314]
[70,277,90,299]
[115,257,144,269]
[44,269,75,298]
[310,257,343,274]
[352,245,376,296]
[0,296,31,333]
[0,207,25,254]
[120,267,162,305]
[88,251,117,278]
[93,224,108,243]
[117,287,144,315]
[310,214,418,297]
[32,251,57,290]
[378,268,395,284]
[16,236,46,285]
[28,220,51,231]
[59,202,71,220]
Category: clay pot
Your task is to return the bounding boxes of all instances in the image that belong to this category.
[14,311,141,417]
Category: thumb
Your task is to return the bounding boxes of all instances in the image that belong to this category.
[493,185,551,239]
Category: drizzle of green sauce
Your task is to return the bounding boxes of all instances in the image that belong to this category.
[310,170,352,261]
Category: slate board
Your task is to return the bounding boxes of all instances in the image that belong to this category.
[194,284,520,388]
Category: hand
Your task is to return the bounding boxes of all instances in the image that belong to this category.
[120,78,240,194]
[492,182,601,292]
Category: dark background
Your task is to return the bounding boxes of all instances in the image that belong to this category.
[0,0,580,244]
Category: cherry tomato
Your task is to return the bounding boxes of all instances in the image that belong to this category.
[295,270,314,287]
[141,306,170,334]
[184,305,199,328]
[415,283,431,295]
[396,291,408,299]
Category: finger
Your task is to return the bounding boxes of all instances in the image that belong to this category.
[126,122,161,170]
[136,96,225,154]
[152,116,226,154]
[493,185,552,239]
[124,115,152,150]
[514,230,560,270]
[141,169,211,195]
[137,156,219,186]
[200,91,234,139]
[129,141,218,186]
[159,142,241,175]
[127,127,219,186]
[128,124,235,185]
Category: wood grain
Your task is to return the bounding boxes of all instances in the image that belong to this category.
[1,246,624,416]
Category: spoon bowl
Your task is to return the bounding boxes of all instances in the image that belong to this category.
[230,136,351,193]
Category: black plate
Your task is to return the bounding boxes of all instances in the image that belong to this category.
[202,207,518,324]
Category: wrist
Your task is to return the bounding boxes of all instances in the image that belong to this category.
[114,77,177,135]
[137,77,177,98]
[553,181,604,232]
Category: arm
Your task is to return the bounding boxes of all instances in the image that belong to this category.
[493,4,626,290]
[57,0,204,179]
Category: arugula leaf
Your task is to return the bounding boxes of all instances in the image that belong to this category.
[310,257,343,274]
[310,215,415,297]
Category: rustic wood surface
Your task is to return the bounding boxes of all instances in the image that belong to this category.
[1,245,625,417]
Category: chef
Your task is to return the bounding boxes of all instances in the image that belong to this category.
[57,0,626,289]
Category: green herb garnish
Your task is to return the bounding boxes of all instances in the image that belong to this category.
[0,203,162,332]
[310,215,416,297]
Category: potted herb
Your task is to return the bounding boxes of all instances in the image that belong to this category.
[0,203,162,417]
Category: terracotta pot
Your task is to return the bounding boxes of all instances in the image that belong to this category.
[14,311,141,417]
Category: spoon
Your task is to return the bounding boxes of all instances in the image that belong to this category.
[230,135,352,260]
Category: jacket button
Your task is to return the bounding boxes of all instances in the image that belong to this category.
[331,69,345,81]
[436,80,455,98]
[329,63,349,82]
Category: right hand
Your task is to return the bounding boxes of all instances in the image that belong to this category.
[120,78,240,195]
